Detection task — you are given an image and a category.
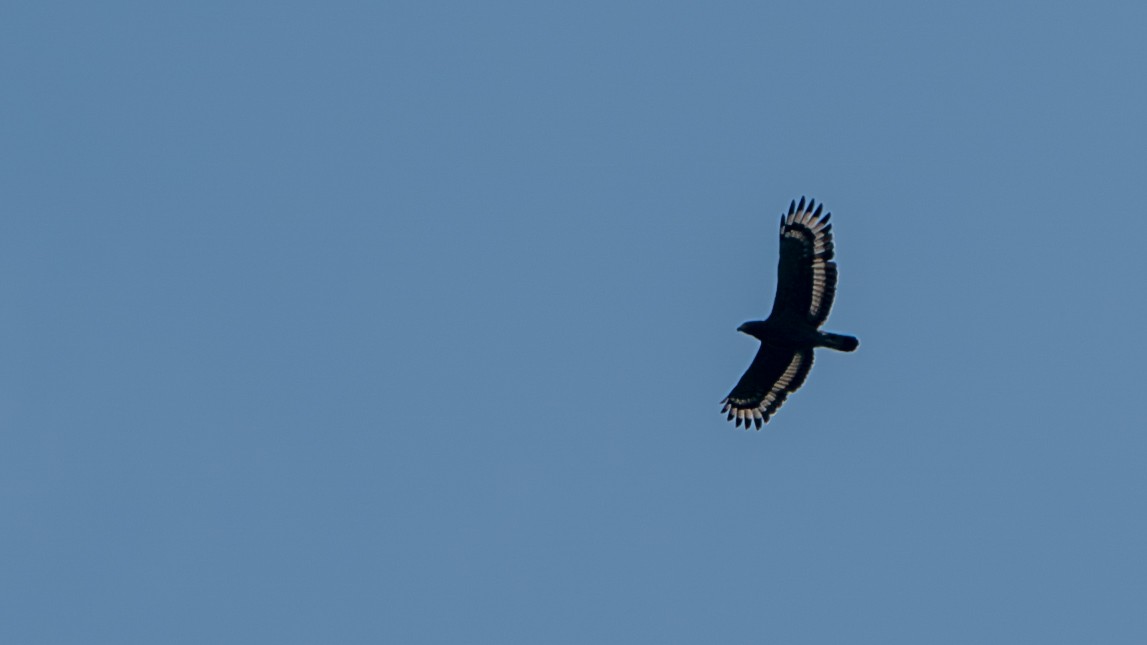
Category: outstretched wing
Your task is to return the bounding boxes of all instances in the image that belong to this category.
[721,347,814,429]
[768,197,838,327]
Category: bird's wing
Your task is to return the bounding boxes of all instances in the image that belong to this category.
[722,346,814,428]
[768,197,838,327]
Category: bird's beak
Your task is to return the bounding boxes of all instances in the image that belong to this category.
[736,324,747,333]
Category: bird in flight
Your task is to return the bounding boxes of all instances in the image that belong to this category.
[721,197,858,429]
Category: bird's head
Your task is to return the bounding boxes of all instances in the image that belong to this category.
[737,320,769,339]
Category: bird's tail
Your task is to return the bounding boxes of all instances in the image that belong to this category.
[818,332,859,352]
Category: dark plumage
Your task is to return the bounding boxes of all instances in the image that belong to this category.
[721,197,858,429]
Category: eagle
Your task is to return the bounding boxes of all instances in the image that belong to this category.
[721,197,858,429]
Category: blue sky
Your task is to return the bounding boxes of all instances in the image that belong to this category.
[3,1,1146,643]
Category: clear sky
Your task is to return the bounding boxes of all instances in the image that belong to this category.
[3,1,1146,643]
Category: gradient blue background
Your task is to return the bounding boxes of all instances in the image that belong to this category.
[3,2,1145,643]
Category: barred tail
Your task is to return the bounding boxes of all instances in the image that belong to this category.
[818,332,859,352]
